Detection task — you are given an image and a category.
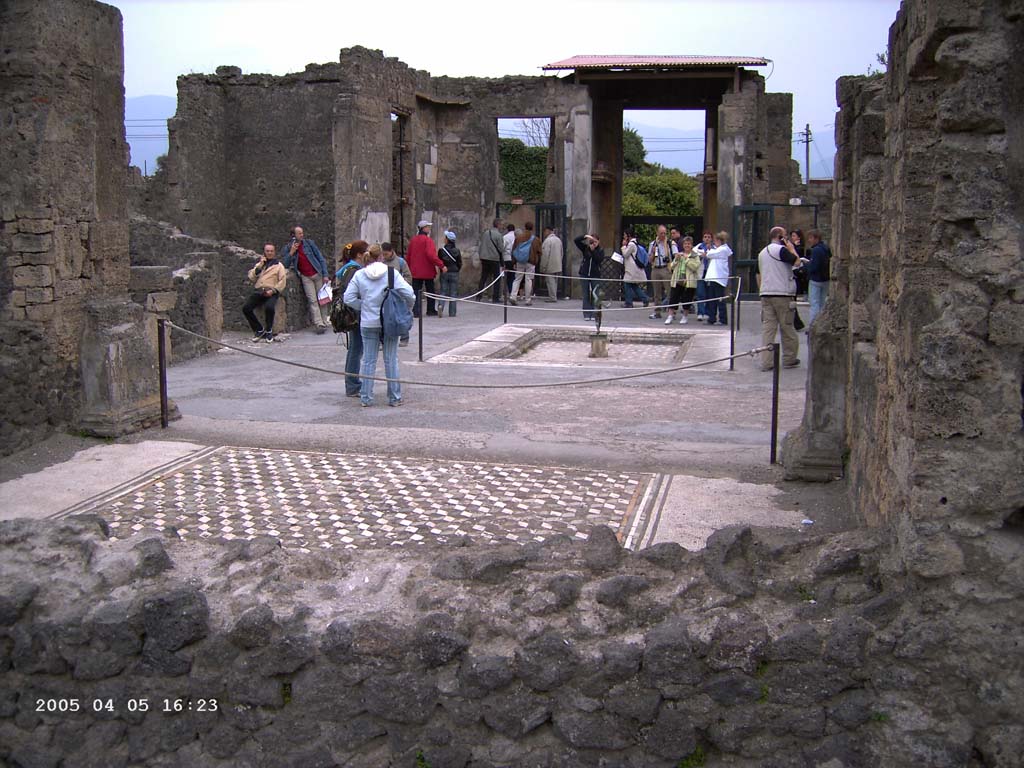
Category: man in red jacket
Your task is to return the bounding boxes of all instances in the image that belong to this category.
[406,219,446,317]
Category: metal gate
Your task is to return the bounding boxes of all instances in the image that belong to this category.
[731,203,818,299]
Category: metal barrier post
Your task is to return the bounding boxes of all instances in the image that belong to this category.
[502,268,509,324]
[735,276,742,331]
[158,318,169,429]
[770,342,780,464]
[729,295,736,371]
[418,291,424,363]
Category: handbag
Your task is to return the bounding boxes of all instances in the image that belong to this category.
[317,282,333,306]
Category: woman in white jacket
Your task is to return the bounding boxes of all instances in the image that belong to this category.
[343,248,415,407]
[703,231,732,326]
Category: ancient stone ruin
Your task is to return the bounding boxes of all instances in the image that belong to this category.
[0,0,166,452]
[0,0,1022,765]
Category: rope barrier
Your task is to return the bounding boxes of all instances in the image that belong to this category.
[420,293,735,313]
[423,274,742,313]
[165,321,770,390]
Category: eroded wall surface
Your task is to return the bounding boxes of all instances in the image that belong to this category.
[142,48,592,284]
[0,0,163,452]
[2,515,1021,767]
[784,0,1023,572]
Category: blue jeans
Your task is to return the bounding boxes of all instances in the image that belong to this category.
[705,281,728,325]
[344,329,363,396]
[437,271,460,316]
[623,282,649,307]
[359,327,401,405]
[581,278,602,318]
[695,279,707,316]
[809,280,829,326]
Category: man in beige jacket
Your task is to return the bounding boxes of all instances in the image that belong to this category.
[539,226,563,302]
[243,244,288,342]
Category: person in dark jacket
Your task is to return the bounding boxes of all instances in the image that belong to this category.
[574,233,604,320]
[805,229,832,326]
[436,230,462,317]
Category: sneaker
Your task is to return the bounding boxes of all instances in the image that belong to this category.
[545,297,557,303]
[759,364,774,372]
[525,299,532,306]
[315,326,326,335]
[783,359,801,368]
[399,338,409,347]
[263,333,276,342]
[346,391,360,398]
[251,331,265,342]
[679,315,688,324]
[649,312,661,320]
[360,400,372,407]
[697,315,706,322]
[664,315,673,325]
[388,400,403,407]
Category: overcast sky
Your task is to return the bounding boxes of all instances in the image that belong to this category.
[107,0,901,174]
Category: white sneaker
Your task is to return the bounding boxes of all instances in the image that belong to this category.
[664,315,673,325]
[680,315,688,324]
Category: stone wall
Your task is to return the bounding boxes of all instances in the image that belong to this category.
[0,0,163,454]
[141,47,592,292]
[130,216,306,336]
[3,516,1021,767]
[784,0,1023,573]
[140,64,339,262]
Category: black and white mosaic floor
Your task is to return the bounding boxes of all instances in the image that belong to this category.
[62,447,659,552]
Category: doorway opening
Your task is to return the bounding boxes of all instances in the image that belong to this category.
[390,111,412,253]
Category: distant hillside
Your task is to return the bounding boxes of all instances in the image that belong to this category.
[125,95,175,175]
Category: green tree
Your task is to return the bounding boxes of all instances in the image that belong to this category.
[622,168,700,217]
[623,125,646,173]
[498,138,547,201]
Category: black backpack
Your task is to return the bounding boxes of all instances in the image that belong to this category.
[330,263,361,333]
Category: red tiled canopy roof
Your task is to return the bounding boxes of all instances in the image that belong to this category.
[542,55,768,70]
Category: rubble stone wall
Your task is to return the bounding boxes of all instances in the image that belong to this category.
[785,0,1024,557]
[2,517,1020,768]
[141,65,340,263]
[129,216,305,337]
[0,0,143,453]
[141,47,591,292]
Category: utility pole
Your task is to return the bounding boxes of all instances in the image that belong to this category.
[803,123,812,184]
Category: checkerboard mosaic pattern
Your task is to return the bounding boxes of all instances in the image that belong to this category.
[72,447,655,552]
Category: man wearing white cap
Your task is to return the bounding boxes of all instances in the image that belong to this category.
[407,219,447,317]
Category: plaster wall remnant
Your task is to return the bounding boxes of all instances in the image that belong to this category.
[0,0,165,454]
[783,0,1023,576]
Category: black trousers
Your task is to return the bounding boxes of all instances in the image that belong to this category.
[479,260,502,301]
[412,278,436,317]
[243,292,278,334]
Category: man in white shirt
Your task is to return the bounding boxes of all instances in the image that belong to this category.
[757,226,804,371]
[502,224,517,297]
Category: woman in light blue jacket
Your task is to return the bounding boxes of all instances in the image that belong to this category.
[343,248,415,407]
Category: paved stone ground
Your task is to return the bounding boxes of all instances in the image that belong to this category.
[1,299,856,547]
[56,446,657,552]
